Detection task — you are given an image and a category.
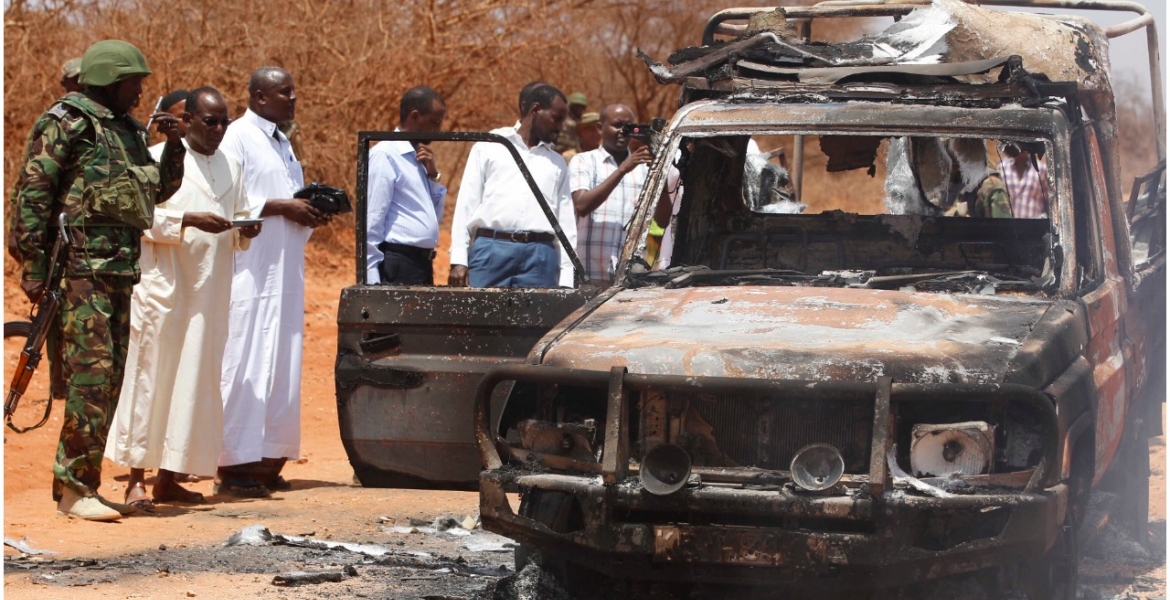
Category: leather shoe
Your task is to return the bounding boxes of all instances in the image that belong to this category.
[57,487,121,521]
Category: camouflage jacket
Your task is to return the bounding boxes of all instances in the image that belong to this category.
[555,116,581,154]
[9,92,184,281]
[967,172,1013,219]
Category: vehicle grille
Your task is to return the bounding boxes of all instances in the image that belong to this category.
[683,393,874,473]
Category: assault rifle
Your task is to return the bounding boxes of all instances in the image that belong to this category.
[5,213,70,433]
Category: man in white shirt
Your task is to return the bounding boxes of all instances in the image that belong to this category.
[569,103,652,285]
[216,66,330,497]
[366,86,447,285]
[448,84,577,288]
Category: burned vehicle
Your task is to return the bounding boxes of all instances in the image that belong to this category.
[463,0,1166,598]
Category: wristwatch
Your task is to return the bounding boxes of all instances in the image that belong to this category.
[429,172,442,182]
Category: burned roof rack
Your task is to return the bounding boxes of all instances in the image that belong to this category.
[680,54,1081,107]
[695,0,1163,159]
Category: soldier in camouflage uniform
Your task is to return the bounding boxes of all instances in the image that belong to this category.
[555,92,588,155]
[9,40,185,521]
[940,138,1013,219]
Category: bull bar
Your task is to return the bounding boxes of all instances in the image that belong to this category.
[473,364,1065,588]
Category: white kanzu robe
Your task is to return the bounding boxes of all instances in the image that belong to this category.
[217,109,309,466]
[105,147,250,476]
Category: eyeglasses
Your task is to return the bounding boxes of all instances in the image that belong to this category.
[200,117,231,128]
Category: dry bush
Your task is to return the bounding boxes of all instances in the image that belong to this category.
[1112,74,1160,185]
[8,0,1155,290]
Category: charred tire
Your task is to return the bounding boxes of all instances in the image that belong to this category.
[514,488,580,572]
[4,321,32,339]
[514,489,598,597]
[1018,511,1078,600]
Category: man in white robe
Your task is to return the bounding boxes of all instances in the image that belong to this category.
[105,88,261,508]
[216,67,329,496]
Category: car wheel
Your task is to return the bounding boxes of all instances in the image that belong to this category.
[514,489,599,596]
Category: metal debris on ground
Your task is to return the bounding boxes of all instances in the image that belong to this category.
[381,516,516,552]
[385,515,478,535]
[272,565,359,586]
[4,537,57,556]
[461,535,517,553]
[224,524,415,557]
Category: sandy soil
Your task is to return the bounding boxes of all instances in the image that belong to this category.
[2,260,1166,599]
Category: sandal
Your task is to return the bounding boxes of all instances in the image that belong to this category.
[212,477,270,498]
[124,482,155,511]
[152,480,206,504]
[265,475,292,491]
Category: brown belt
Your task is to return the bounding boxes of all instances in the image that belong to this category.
[474,228,555,243]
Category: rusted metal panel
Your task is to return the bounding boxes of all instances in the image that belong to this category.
[473,365,1059,490]
[868,377,893,497]
[601,366,630,484]
[337,286,594,488]
[540,286,1049,384]
[479,469,1065,589]
[1003,300,1088,387]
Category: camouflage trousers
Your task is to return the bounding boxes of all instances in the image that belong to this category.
[50,275,133,501]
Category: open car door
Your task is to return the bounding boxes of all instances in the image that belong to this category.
[336,131,597,489]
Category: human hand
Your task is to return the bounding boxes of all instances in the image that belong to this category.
[151,112,183,144]
[619,146,653,175]
[448,265,469,287]
[20,279,45,303]
[238,224,262,239]
[270,199,329,228]
[182,212,233,234]
[416,144,439,179]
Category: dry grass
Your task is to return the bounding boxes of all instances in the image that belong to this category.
[3,0,1159,292]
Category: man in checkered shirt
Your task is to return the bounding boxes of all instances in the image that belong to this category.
[999,141,1050,219]
[568,104,653,285]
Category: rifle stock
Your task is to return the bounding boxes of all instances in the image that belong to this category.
[5,213,69,434]
[5,292,59,433]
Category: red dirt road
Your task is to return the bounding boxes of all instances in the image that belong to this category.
[2,261,489,599]
[2,258,1165,599]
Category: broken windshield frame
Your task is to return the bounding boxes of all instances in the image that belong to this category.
[354,131,590,287]
[619,111,1075,296]
[628,265,1046,293]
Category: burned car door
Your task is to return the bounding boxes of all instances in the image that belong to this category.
[337,132,597,490]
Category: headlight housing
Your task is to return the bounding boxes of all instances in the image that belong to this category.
[909,421,995,477]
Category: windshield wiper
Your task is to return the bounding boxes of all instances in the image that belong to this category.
[856,270,1041,293]
[663,267,809,289]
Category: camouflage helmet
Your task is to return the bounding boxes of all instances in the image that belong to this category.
[78,40,151,87]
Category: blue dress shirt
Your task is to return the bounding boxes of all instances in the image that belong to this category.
[365,138,447,283]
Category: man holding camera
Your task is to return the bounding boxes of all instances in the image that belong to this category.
[568,103,652,285]
[216,66,329,498]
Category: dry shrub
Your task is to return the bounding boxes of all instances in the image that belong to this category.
[10,1,1154,289]
[1112,74,1160,185]
[4,0,782,289]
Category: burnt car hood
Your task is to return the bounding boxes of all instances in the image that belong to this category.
[540,286,1053,384]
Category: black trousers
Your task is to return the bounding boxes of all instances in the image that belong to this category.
[377,244,434,285]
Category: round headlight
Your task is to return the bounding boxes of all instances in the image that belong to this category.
[910,421,994,477]
[790,443,845,491]
[640,443,693,496]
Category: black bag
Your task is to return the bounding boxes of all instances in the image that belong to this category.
[294,182,352,215]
